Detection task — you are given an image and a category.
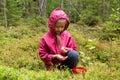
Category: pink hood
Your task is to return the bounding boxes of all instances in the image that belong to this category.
[39,8,77,70]
[48,8,70,34]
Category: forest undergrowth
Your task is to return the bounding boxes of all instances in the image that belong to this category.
[0,23,120,80]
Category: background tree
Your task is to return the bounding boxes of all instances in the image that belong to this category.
[3,0,8,31]
[0,0,120,26]
[60,0,64,9]
[36,0,46,17]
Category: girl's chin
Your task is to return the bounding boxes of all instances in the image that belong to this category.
[56,32,63,35]
[56,32,61,35]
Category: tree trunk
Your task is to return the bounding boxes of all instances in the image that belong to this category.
[107,0,110,20]
[77,0,81,14]
[3,0,8,31]
[67,0,71,17]
[102,0,109,20]
[0,0,3,12]
[82,0,86,9]
[102,0,105,17]
[41,0,46,17]
[37,0,46,17]
[37,0,42,16]
[74,0,77,22]
[61,0,64,9]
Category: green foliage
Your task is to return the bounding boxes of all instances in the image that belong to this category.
[0,65,73,80]
[0,22,120,79]
[110,8,120,23]
[0,0,120,27]
[0,0,120,79]
[79,13,102,26]
[7,0,23,26]
[46,0,61,17]
[0,26,45,71]
[99,8,120,41]
[0,62,119,80]
[24,15,47,27]
[101,22,120,40]
[79,51,91,67]
[84,39,97,50]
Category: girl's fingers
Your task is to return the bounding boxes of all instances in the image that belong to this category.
[63,56,68,60]
[56,54,68,61]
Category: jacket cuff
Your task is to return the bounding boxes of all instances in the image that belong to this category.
[47,54,53,61]
[66,47,73,51]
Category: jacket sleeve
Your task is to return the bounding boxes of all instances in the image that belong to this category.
[66,36,77,51]
[39,38,53,62]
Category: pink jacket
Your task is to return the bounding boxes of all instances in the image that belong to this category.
[39,8,77,70]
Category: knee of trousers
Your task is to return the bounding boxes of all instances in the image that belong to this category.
[67,50,79,60]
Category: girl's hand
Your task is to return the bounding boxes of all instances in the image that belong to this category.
[61,47,69,53]
[53,54,68,61]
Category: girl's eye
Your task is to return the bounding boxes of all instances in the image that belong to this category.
[56,26,64,28]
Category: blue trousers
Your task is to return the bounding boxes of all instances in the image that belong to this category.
[58,50,79,69]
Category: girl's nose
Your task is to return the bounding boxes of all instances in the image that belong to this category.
[58,28,62,32]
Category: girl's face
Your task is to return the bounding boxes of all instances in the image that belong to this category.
[55,19,66,35]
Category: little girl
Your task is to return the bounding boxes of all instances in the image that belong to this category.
[39,7,79,70]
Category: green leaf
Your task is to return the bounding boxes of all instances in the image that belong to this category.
[89,46,96,50]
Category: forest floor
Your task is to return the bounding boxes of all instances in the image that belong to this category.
[0,23,120,80]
